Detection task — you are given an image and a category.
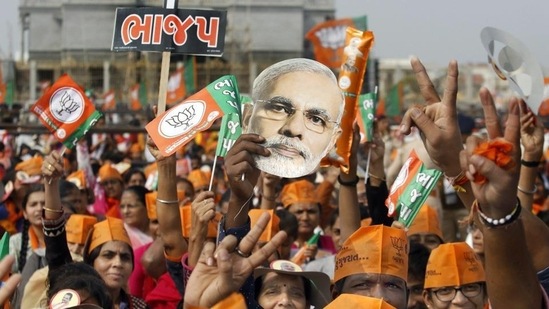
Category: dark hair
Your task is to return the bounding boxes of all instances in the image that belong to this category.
[408,242,430,282]
[329,209,339,228]
[19,184,45,272]
[83,227,135,272]
[47,262,113,308]
[59,180,79,198]
[254,274,311,305]
[123,169,146,185]
[123,185,150,207]
[275,208,298,240]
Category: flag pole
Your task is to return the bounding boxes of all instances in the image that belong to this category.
[157,0,178,114]
[208,156,217,192]
[364,147,372,182]
[48,146,67,185]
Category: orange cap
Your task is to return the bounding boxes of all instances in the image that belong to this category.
[249,209,280,242]
[187,169,209,191]
[15,155,43,176]
[66,170,86,190]
[361,217,372,227]
[144,162,158,178]
[334,225,408,283]
[146,190,186,220]
[326,294,396,309]
[66,214,98,245]
[280,180,319,208]
[129,143,142,154]
[407,204,443,240]
[180,206,222,238]
[88,217,131,254]
[98,164,123,182]
[424,242,485,289]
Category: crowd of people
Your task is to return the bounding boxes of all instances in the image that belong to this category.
[0,56,548,308]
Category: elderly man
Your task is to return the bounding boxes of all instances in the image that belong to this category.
[245,58,344,178]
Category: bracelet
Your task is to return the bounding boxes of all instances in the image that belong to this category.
[156,198,180,204]
[43,207,63,213]
[338,175,359,187]
[445,170,469,193]
[475,198,521,228]
[521,159,540,168]
[517,185,537,195]
[368,173,386,182]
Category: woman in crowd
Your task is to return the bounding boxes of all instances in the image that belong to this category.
[42,150,148,308]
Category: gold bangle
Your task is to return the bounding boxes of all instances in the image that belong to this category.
[368,173,386,182]
[156,198,180,204]
[43,207,63,213]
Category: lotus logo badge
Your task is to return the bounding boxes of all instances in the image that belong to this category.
[159,101,206,138]
[50,87,85,124]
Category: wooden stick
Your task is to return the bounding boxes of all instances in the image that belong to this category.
[156,51,171,114]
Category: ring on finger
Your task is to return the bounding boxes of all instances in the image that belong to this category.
[235,248,251,258]
[47,164,53,171]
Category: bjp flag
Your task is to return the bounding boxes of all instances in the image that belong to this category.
[102,90,116,111]
[538,77,549,116]
[167,67,186,105]
[30,74,103,149]
[305,16,367,69]
[0,82,5,104]
[357,92,377,142]
[146,75,241,156]
[385,150,442,227]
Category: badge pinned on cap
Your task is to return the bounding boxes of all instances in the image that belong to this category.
[480,27,544,114]
[49,289,80,308]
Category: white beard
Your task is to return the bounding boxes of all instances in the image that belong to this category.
[253,135,326,178]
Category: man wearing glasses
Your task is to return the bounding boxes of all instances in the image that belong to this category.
[423,242,487,308]
[245,58,344,178]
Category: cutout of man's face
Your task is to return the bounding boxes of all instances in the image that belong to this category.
[247,71,342,178]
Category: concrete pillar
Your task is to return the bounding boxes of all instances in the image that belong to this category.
[103,60,110,93]
[30,60,37,101]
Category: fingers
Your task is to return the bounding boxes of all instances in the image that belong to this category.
[215,235,238,261]
[238,212,270,254]
[479,87,503,139]
[441,60,458,119]
[0,255,21,304]
[403,108,438,143]
[200,241,216,266]
[247,230,287,269]
[504,99,521,162]
[411,56,441,104]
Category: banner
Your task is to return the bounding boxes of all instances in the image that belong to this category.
[112,7,227,56]
[305,16,367,69]
[30,74,103,149]
[215,113,241,157]
[385,150,442,227]
[146,75,240,156]
[102,90,116,111]
[357,92,376,142]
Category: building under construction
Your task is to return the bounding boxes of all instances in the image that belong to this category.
[15,0,335,109]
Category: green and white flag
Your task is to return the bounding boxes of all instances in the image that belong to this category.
[358,92,376,142]
[215,113,242,157]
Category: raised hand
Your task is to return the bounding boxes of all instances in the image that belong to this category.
[42,150,64,182]
[400,57,463,176]
[184,212,286,308]
[519,100,544,161]
[460,98,520,218]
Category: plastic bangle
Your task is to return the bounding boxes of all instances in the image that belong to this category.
[368,173,386,182]
[338,175,359,187]
[517,185,537,195]
[156,198,180,204]
[521,159,540,168]
[476,198,521,228]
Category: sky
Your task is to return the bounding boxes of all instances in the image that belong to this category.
[0,0,548,68]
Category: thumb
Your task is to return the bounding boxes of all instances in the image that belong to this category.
[216,248,234,293]
[469,154,505,184]
[409,108,437,138]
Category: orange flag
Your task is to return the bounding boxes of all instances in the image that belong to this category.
[102,90,116,111]
[30,74,103,149]
[167,67,186,105]
[130,84,141,111]
[305,16,367,69]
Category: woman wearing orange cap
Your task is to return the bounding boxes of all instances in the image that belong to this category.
[42,151,148,308]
